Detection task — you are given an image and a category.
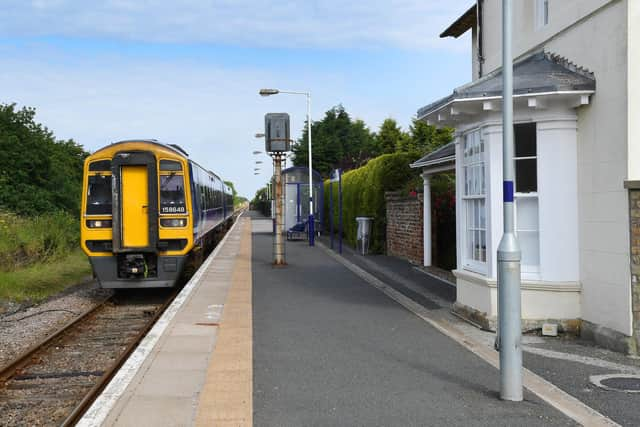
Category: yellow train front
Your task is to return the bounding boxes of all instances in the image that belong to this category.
[80,140,234,288]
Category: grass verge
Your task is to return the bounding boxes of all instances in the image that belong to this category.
[0,250,92,303]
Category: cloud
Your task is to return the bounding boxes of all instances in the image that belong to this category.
[2,0,472,50]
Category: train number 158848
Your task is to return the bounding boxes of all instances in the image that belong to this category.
[161,206,186,214]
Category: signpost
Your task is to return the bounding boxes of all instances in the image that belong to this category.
[265,113,291,265]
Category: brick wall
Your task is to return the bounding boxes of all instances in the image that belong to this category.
[629,189,640,351]
[385,191,423,264]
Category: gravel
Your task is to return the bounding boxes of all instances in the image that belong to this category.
[0,280,112,370]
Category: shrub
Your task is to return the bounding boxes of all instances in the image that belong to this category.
[323,153,418,253]
[0,211,79,271]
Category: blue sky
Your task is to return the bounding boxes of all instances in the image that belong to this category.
[1,1,472,198]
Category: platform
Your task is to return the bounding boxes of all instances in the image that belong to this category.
[76,212,626,427]
[78,216,253,427]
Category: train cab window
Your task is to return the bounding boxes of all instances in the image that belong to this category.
[160,160,182,171]
[160,175,186,214]
[86,175,112,215]
[89,160,112,171]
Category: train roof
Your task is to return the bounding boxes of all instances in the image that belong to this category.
[89,139,227,184]
[92,139,190,159]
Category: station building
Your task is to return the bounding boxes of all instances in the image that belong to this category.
[412,0,640,353]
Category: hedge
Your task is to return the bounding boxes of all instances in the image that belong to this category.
[323,153,418,253]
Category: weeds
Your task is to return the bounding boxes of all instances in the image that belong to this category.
[0,211,79,271]
[0,211,89,303]
[0,250,91,302]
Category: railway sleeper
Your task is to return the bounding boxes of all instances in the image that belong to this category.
[12,370,105,381]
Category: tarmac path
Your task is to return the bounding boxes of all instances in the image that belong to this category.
[252,227,576,427]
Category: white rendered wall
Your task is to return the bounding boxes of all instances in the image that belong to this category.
[464,0,632,338]
[479,0,617,76]
[546,2,631,335]
[629,1,640,180]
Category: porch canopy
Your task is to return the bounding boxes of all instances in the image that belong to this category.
[410,141,456,267]
[418,51,596,126]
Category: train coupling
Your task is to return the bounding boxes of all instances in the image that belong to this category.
[119,254,148,278]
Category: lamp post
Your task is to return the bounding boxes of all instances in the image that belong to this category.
[497,0,523,402]
[260,88,315,246]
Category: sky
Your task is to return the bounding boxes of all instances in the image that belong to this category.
[0,1,472,199]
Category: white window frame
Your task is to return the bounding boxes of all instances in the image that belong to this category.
[461,128,487,274]
[514,123,540,276]
[535,0,549,29]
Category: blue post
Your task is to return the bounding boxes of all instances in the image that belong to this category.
[296,183,301,223]
[309,189,315,245]
[338,169,343,254]
[329,180,334,249]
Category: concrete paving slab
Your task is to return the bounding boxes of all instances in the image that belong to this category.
[113,396,195,427]
[159,334,217,353]
[169,323,216,337]
[135,369,205,397]
[150,351,212,372]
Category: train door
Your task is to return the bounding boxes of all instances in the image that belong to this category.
[111,151,159,253]
[121,166,149,247]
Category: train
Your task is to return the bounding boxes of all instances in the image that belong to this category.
[80,139,234,288]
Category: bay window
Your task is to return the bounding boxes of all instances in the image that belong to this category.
[462,129,487,270]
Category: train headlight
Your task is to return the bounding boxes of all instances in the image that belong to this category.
[86,219,112,228]
[160,218,187,227]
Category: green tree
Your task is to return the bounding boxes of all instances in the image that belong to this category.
[374,118,409,155]
[400,117,453,157]
[0,104,88,216]
[291,105,376,177]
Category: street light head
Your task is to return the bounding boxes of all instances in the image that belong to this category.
[255,133,265,138]
[252,150,262,154]
[259,88,279,96]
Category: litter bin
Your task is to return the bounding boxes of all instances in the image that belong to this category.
[355,216,373,255]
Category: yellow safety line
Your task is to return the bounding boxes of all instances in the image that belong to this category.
[195,219,253,427]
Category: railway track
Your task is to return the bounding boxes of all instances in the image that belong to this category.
[0,288,178,426]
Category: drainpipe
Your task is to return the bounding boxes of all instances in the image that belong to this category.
[477,0,484,78]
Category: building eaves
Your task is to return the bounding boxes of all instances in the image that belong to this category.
[417,51,596,119]
[410,141,456,169]
[440,4,476,38]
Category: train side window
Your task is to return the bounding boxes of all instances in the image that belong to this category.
[160,175,186,214]
[160,160,182,171]
[87,175,112,215]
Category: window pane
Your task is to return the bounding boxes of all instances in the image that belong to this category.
[515,123,536,157]
[160,160,182,171]
[516,159,537,193]
[473,201,478,228]
[519,231,540,266]
[480,231,487,262]
[160,175,186,214]
[87,175,112,215]
[89,160,111,171]
[516,198,539,231]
